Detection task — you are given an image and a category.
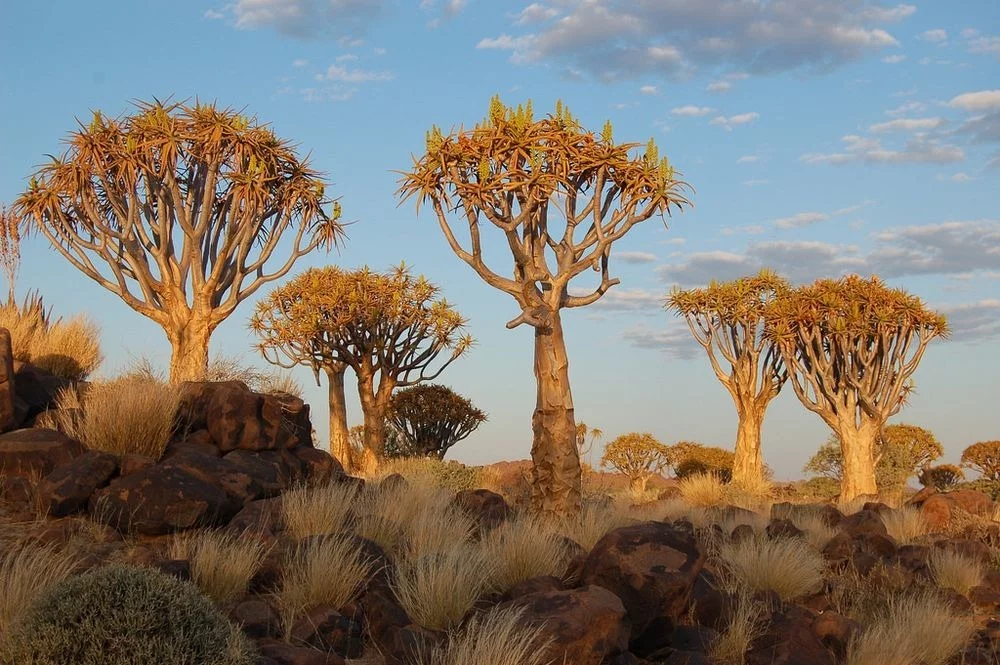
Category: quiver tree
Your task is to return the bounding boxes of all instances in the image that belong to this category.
[668,270,789,485]
[387,384,486,459]
[668,441,735,481]
[15,100,343,382]
[251,265,471,471]
[397,96,691,516]
[0,204,22,303]
[765,275,948,501]
[919,464,964,491]
[600,432,671,495]
[576,422,604,467]
[961,441,1000,481]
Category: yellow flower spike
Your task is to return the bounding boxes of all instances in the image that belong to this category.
[478,156,490,182]
[601,120,613,144]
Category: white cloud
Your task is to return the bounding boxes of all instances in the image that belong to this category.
[204,9,224,20]
[514,3,559,25]
[882,54,906,63]
[335,53,358,62]
[869,117,944,133]
[321,63,393,82]
[721,224,765,235]
[968,36,1000,56]
[292,58,309,67]
[617,251,658,264]
[962,29,980,39]
[477,34,531,50]
[937,172,977,182]
[918,29,948,43]
[773,212,829,229]
[743,179,770,187]
[621,322,701,359]
[587,288,664,311]
[710,112,759,130]
[640,85,658,95]
[938,300,1000,343]
[226,0,385,38]
[801,134,964,165]
[706,80,731,92]
[671,105,714,117]
[886,100,926,116]
[736,155,758,164]
[948,90,1000,112]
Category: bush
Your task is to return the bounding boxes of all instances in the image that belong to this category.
[670,441,734,481]
[40,377,180,459]
[929,548,983,596]
[280,480,359,539]
[377,457,483,492]
[1,565,255,665]
[0,292,101,380]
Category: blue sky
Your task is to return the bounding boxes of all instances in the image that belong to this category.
[1,0,998,479]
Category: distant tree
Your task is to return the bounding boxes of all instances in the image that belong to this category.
[251,265,471,470]
[0,204,21,303]
[668,270,789,485]
[576,422,604,466]
[765,275,948,501]
[388,384,486,459]
[669,441,735,481]
[961,441,1000,482]
[919,464,965,491]
[600,432,672,495]
[803,435,843,482]
[15,100,343,382]
[398,96,691,516]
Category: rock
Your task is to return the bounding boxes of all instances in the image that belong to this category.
[852,532,897,559]
[37,450,118,516]
[379,624,442,665]
[812,611,856,661]
[746,606,834,665]
[895,544,931,575]
[257,640,345,665]
[361,588,411,640]
[228,497,284,535]
[164,433,221,458]
[581,522,704,644]
[162,449,264,506]
[232,599,281,639]
[12,362,71,427]
[730,523,756,543]
[934,538,992,565]
[120,453,156,477]
[840,509,887,537]
[292,446,343,482]
[90,463,239,535]
[906,486,937,506]
[155,559,192,581]
[970,585,1000,610]
[947,489,993,516]
[920,493,956,530]
[0,474,32,504]
[0,428,85,478]
[378,473,408,493]
[507,575,563,600]
[0,328,15,433]
[861,501,892,515]
[451,488,512,531]
[224,449,299,496]
[766,518,804,540]
[667,624,718,652]
[505,585,630,665]
[290,606,363,658]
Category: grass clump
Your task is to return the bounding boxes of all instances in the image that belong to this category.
[0,293,102,380]
[172,530,269,605]
[280,481,359,539]
[557,500,636,551]
[709,590,768,665]
[418,605,553,665]
[879,506,929,544]
[392,544,491,631]
[777,506,839,550]
[1,564,255,665]
[717,534,825,601]
[679,473,727,507]
[483,516,571,592]
[0,543,78,635]
[845,591,974,665]
[929,548,983,596]
[354,482,454,555]
[41,377,180,459]
[277,534,374,638]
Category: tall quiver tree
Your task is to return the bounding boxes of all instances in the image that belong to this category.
[668,270,789,485]
[397,97,691,516]
[16,100,343,381]
[764,275,948,501]
[251,265,471,471]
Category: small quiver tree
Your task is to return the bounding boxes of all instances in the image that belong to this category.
[387,384,486,459]
[961,441,1000,482]
[919,464,965,491]
[16,100,343,382]
[0,204,22,303]
[600,432,671,497]
[668,441,735,481]
[764,275,948,501]
[397,96,691,516]
[251,265,471,471]
[668,270,789,485]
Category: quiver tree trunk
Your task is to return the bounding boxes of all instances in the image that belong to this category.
[357,367,394,473]
[839,420,879,501]
[731,404,765,486]
[629,474,650,498]
[326,366,353,471]
[167,316,213,383]
[531,312,582,517]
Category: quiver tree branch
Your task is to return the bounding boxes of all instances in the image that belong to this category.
[16,99,343,381]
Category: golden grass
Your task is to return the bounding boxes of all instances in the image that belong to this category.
[717,534,825,601]
[280,481,359,539]
[0,543,79,635]
[41,377,180,459]
[679,473,728,507]
[778,507,839,550]
[0,296,102,380]
[879,506,929,544]
[929,548,984,596]
[845,591,975,665]
[277,534,375,638]
[258,372,304,398]
[172,530,269,605]
[403,503,475,560]
[837,497,869,516]
[556,500,636,551]
[354,483,454,556]
[417,605,553,665]
[709,590,768,665]
[483,516,571,592]
[392,544,491,631]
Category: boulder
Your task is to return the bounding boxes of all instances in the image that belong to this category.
[581,521,705,644]
[161,449,264,506]
[840,509,887,538]
[0,428,85,478]
[451,488,512,530]
[504,585,630,665]
[811,611,857,661]
[0,328,15,433]
[37,450,118,516]
[946,489,993,515]
[12,361,71,427]
[920,493,956,530]
[223,449,300,496]
[746,606,834,665]
[289,606,363,658]
[90,463,239,535]
[231,599,280,639]
[291,446,343,482]
[119,453,156,477]
[257,640,345,665]
[766,518,804,540]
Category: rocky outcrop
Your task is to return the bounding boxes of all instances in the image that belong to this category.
[0,427,84,478]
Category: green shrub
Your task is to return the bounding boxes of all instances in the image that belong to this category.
[1,565,256,665]
[380,457,483,492]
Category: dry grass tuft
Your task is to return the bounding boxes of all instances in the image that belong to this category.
[781,507,839,550]
[277,534,374,638]
[41,377,180,459]
[837,496,869,516]
[718,534,825,601]
[403,503,475,560]
[483,516,571,592]
[845,591,974,665]
[392,544,491,631]
[929,548,983,596]
[879,507,929,544]
[709,590,768,665]
[556,500,636,551]
[354,483,454,556]
[0,543,79,635]
[679,473,728,507]
[417,605,553,665]
[0,295,102,380]
[173,530,269,605]
[281,481,359,539]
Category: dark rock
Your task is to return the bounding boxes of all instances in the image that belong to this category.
[970,585,1000,610]
[581,521,704,643]
[120,453,157,477]
[766,518,804,540]
[812,611,856,661]
[0,427,85,478]
[0,328,15,433]
[746,606,834,665]
[291,446,344,482]
[155,559,192,581]
[162,449,264,506]
[12,362,71,427]
[164,433,221,458]
[920,493,957,530]
[379,473,408,493]
[361,588,411,639]
[852,532,897,559]
[946,489,993,516]
[232,599,281,639]
[37,450,118,516]
[895,544,931,575]
[821,532,853,568]
[730,523,756,543]
[224,449,298,496]
[507,575,563,599]
[290,606,363,658]
[228,497,284,535]
[378,624,442,665]
[861,501,892,515]
[840,510,887,538]
[257,640,345,665]
[934,538,992,565]
[451,488,512,531]
[668,624,718,652]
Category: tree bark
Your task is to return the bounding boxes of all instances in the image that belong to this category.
[326,366,353,472]
[167,317,212,383]
[530,312,582,517]
[356,367,393,473]
[839,420,879,501]
[731,405,765,486]
[629,474,649,498]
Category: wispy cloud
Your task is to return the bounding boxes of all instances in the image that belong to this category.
[671,105,714,117]
[709,112,759,130]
